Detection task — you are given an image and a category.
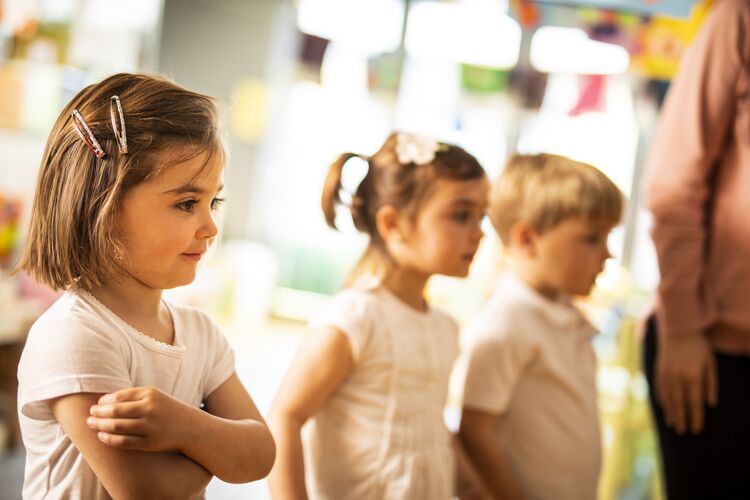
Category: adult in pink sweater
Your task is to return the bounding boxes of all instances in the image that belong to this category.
[644,1,750,498]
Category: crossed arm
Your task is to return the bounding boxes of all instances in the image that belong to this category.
[52,371,275,499]
[459,408,526,500]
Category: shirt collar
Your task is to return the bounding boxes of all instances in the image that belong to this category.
[496,272,597,338]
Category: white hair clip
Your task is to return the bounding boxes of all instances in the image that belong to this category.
[395,132,442,166]
[71,109,106,159]
[110,95,128,154]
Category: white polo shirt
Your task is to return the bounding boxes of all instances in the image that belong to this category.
[459,273,601,500]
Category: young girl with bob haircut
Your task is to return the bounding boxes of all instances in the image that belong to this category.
[268,132,489,499]
[16,73,275,499]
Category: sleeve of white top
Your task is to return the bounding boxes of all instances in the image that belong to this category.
[18,317,132,420]
[201,313,237,398]
[460,325,534,415]
[308,289,374,363]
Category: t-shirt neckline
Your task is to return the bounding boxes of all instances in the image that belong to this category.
[74,288,185,355]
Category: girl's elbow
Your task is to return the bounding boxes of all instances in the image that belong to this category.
[256,429,277,479]
[223,428,276,483]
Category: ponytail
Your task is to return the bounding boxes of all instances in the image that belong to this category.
[321,152,360,229]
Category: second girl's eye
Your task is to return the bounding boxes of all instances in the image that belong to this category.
[453,211,471,223]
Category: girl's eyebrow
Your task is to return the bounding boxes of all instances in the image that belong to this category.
[449,198,480,207]
[164,183,224,195]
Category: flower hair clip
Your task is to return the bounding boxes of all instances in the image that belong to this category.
[71,109,106,159]
[395,132,445,166]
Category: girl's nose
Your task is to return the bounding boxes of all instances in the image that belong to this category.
[198,210,219,239]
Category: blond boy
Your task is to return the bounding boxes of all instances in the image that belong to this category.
[458,153,623,500]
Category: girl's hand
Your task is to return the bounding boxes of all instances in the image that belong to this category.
[87,387,194,452]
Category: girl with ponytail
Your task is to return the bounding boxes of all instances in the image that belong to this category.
[269,132,488,499]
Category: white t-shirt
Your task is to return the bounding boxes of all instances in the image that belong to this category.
[303,286,459,500]
[459,273,601,500]
[17,289,235,500]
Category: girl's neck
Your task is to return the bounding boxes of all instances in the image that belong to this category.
[85,277,174,345]
[381,267,430,312]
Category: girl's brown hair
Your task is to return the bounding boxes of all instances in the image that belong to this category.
[17,72,223,290]
[322,132,485,284]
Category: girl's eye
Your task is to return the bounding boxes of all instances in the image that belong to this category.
[176,199,197,212]
[453,211,471,223]
[211,197,225,211]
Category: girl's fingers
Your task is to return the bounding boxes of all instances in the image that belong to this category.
[97,387,144,405]
[90,401,145,418]
[87,416,147,435]
[96,431,149,450]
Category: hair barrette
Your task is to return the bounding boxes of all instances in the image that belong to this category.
[110,95,128,154]
[71,109,106,159]
[395,132,444,166]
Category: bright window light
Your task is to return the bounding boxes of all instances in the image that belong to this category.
[530,26,630,75]
[405,0,521,69]
[297,0,405,55]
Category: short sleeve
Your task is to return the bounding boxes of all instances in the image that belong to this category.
[460,324,535,415]
[200,315,236,399]
[308,289,374,363]
[18,318,132,420]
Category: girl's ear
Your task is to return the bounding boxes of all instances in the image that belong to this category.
[508,220,539,258]
[375,204,404,246]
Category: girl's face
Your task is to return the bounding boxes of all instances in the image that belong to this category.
[116,150,224,290]
[397,176,489,278]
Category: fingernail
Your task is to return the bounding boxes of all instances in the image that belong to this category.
[86,417,95,426]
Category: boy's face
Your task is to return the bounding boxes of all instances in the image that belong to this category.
[528,217,614,297]
[116,150,225,290]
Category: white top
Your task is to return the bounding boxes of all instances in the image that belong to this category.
[17,289,235,500]
[303,286,459,500]
[459,273,601,500]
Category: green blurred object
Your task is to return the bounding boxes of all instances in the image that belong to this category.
[460,64,509,93]
[276,243,357,296]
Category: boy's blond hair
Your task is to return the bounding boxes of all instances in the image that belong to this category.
[489,153,623,244]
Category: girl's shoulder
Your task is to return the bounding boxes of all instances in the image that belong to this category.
[28,290,120,343]
[326,285,382,310]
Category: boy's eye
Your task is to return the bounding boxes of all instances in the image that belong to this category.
[584,233,604,244]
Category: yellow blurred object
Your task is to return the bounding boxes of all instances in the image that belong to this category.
[631,0,712,79]
[0,63,24,130]
[230,78,269,143]
[598,318,664,500]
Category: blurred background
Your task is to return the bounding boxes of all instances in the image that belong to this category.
[0,0,711,498]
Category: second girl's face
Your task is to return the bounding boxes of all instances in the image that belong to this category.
[400,176,489,278]
[116,149,224,290]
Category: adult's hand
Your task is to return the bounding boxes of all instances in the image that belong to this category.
[656,333,718,435]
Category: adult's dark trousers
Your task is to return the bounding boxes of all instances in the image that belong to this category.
[643,316,750,500]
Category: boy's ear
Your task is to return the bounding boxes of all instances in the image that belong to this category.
[509,220,539,257]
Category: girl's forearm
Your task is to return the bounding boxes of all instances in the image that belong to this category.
[179,407,276,484]
[268,414,309,500]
